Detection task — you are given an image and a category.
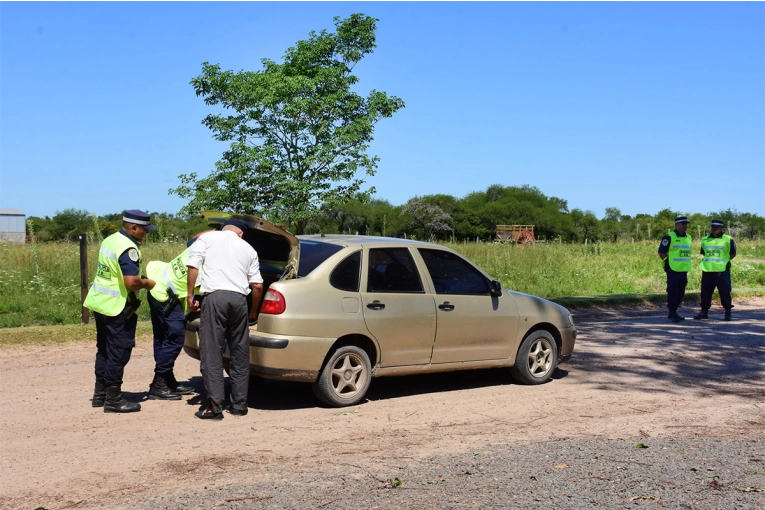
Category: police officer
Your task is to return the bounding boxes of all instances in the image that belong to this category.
[84,210,156,413]
[144,235,208,400]
[658,216,692,323]
[694,220,736,321]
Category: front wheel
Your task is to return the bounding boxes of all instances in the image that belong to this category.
[510,330,558,385]
[312,346,372,407]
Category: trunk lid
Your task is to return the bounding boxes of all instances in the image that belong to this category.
[199,211,299,280]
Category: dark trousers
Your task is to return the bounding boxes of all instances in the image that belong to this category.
[665,269,688,313]
[700,270,732,311]
[148,293,187,374]
[94,311,137,387]
[199,291,250,413]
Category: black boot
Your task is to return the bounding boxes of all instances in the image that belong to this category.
[92,380,106,407]
[165,371,194,395]
[693,310,709,320]
[670,311,685,323]
[149,373,182,400]
[104,386,141,413]
[723,310,732,321]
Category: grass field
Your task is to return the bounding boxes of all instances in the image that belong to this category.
[1,238,764,328]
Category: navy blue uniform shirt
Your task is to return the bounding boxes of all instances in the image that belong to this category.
[117,229,141,277]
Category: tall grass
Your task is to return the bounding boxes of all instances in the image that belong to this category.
[445,240,765,298]
[1,238,763,327]
[0,239,186,327]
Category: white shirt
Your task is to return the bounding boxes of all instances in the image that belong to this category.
[187,230,263,295]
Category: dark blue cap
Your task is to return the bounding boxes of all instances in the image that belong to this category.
[222,218,248,232]
[711,220,724,228]
[674,216,689,224]
[123,209,156,230]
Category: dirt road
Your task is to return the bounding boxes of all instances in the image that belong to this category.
[1,300,763,509]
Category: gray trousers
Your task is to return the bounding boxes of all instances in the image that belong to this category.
[199,291,250,413]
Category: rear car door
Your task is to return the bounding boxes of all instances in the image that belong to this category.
[418,248,519,363]
[361,247,437,367]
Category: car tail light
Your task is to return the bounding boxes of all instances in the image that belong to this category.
[260,289,286,315]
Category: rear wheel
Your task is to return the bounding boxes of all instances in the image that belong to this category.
[312,346,372,407]
[510,330,558,384]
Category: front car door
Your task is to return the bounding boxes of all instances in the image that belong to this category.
[361,247,437,367]
[417,248,519,363]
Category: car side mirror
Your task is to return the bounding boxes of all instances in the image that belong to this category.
[489,279,503,297]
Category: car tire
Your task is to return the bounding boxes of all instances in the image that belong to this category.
[312,345,372,407]
[510,330,558,385]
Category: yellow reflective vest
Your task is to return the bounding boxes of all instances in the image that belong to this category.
[666,231,692,272]
[700,234,732,272]
[146,248,201,313]
[83,232,141,316]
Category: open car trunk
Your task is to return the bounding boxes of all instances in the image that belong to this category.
[199,211,300,295]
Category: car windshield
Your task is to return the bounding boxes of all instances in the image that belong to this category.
[298,239,344,277]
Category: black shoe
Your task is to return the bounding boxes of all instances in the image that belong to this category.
[92,380,106,407]
[723,311,732,321]
[693,311,708,320]
[195,409,223,420]
[670,312,685,323]
[226,406,248,416]
[104,386,141,413]
[149,373,182,400]
[165,371,194,395]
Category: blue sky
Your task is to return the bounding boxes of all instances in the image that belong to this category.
[1,2,763,220]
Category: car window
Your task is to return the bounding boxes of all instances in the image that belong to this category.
[367,248,424,293]
[330,251,361,292]
[298,240,344,277]
[418,248,490,295]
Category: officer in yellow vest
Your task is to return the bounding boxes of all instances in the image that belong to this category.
[144,232,210,399]
[693,220,737,321]
[658,216,692,323]
[84,210,156,413]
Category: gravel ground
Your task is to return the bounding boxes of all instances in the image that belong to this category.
[127,439,764,509]
[4,299,762,510]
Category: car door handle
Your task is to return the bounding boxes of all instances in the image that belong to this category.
[438,302,455,311]
[367,301,385,310]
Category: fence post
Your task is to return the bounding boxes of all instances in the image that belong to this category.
[79,234,89,324]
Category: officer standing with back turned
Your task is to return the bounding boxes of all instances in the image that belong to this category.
[84,210,156,413]
[693,220,736,321]
[658,216,692,323]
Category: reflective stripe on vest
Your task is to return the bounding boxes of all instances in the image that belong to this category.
[700,235,731,272]
[92,283,120,298]
[666,231,692,272]
[83,232,141,316]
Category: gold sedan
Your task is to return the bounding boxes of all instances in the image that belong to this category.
[184,213,577,407]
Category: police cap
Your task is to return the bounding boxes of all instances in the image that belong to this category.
[711,220,724,228]
[222,218,248,233]
[123,209,157,230]
[674,216,689,224]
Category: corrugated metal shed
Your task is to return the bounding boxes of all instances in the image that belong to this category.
[0,209,26,244]
[0,209,26,233]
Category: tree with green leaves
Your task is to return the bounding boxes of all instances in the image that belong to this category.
[171,14,405,234]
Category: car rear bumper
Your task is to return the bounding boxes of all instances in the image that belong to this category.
[183,321,333,382]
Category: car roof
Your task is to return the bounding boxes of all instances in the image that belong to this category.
[298,234,434,248]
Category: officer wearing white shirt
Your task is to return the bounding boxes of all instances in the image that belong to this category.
[186,219,263,420]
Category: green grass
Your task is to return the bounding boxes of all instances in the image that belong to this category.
[0,240,186,328]
[443,240,765,299]
[1,238,763,328]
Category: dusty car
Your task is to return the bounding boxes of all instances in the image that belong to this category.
[184,212,577,407]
